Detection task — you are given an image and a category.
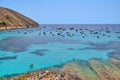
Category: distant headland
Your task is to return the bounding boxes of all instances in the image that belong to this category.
[0,7,39,30]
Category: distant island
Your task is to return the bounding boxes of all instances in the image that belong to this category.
[0,7,39,30]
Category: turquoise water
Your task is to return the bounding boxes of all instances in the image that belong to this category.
[0,24,120,77]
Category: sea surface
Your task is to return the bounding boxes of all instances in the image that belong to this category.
[0,24,120,77]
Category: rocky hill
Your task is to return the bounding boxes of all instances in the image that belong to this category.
[0,7,39,30]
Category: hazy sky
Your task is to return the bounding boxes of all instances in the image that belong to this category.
[0,0,120,24]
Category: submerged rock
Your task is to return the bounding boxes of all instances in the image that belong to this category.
[30,49,49,56]
[0,55,17,60]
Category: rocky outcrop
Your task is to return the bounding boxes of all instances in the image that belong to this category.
[61,58,120,80]
[0,7,39,30]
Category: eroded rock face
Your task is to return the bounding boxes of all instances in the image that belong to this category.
[62,61,100,80]
[88,59,120,80]
[61,57,120,80]
[0,7,39,30]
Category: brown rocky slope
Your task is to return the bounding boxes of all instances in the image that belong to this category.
[0,7,39,30]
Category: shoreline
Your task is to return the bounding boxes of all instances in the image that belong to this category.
[0,26,39,31]
[1,55,120,80]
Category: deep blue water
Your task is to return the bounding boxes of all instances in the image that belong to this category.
[0,24,120,76]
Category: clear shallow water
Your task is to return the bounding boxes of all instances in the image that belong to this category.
[0,24,120,76]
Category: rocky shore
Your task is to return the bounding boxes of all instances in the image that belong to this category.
[0,51,120,80]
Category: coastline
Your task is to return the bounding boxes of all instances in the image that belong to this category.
[1,53,120,80]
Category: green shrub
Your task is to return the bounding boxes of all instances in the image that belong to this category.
[0,21,6,26]
[6,15,10,19]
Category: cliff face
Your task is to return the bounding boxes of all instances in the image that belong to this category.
[0,7,39,30]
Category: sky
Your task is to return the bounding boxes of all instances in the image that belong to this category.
[0,0,120,24]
